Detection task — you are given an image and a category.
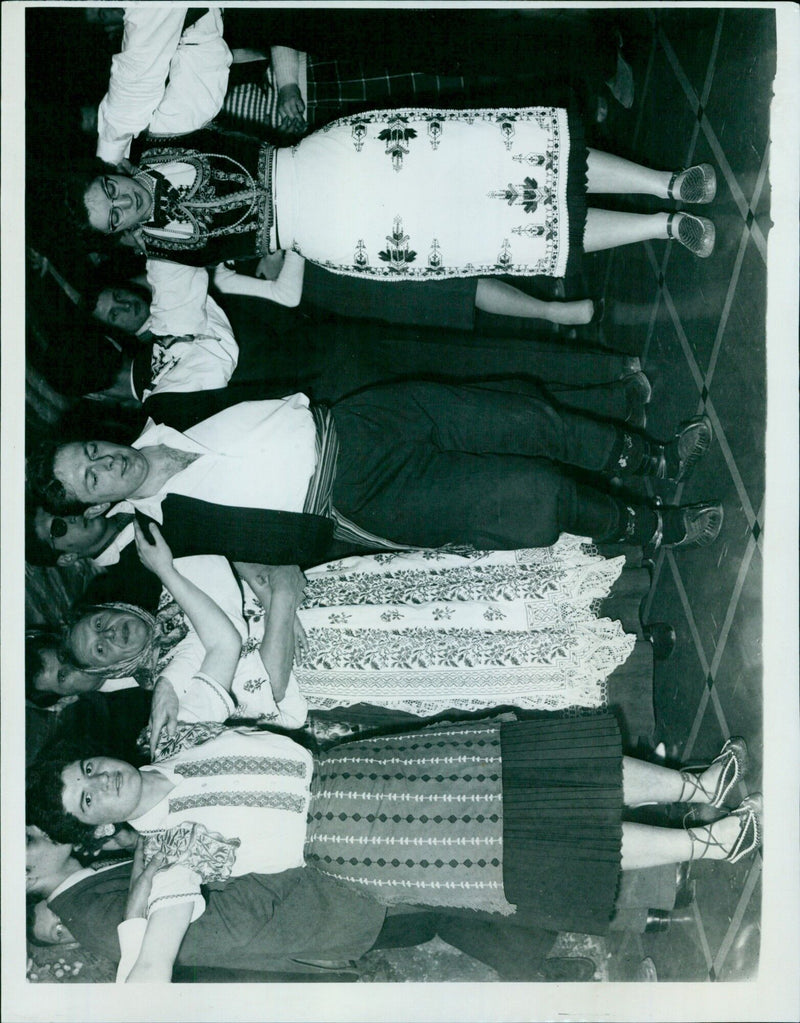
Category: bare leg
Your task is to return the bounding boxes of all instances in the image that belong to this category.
[584,209,670,253]
[587,149,674,196]
[475,278,594,326]
[621,817,742,870]
[622,755,731,807]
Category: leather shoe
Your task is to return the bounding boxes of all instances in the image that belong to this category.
[669,501,724,549]
[666,414,713,482]
[643,622,676,660]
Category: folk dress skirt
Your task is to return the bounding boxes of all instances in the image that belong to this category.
[274,106,587,281]
[304,714,622,933]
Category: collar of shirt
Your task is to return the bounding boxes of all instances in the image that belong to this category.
[47,861,127,903]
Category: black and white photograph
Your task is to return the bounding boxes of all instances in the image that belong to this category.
[2,3,798,1021]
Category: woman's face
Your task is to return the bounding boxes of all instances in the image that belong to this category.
[68,608,151,669]
[84,174,152,234]
[60,757,143,826]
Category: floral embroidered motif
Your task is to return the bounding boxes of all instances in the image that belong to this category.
[351,121,368,151]
[498,119,516,150]
[140,822,240,882]
[170,790,307,814]
[482,607,507,622]
[174,756,307,778]
[512,152,548,168]
[427,120,443,150]
[378,217,417,271]
[431,607,455,621]
[496,239,513,270]
[354,240,370,269]
[144,721,228,763]
[242,677,266,693]
[377,116,418,171]
[327,612,352,625]
[427,239,443,270]
[488,176,548,214]
[380,609,404,622]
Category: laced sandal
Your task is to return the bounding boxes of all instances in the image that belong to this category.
[667,163,717,204]
[687,794,763,864]
[667,212,716,258]
[678,736,749,808]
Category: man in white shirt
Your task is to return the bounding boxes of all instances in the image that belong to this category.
[93,7,230,167]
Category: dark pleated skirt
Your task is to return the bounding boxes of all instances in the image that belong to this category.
[305,714,622,932]
[501,715,622,933]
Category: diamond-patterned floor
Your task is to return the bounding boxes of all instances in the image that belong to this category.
[580,7,773,982]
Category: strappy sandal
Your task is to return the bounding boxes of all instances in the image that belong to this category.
[667,163,717,204]
[667,212,716,258]
[687,793,763,864]
[678,736,749,808]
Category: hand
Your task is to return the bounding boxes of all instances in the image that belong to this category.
[255,251,286,280]
[266,565,307,607]
[28,247,50,277]
[134,521,174,579]
[125,838,166,920]
[293,614,308,661]
[148,677,179,759]
[276,84,306,135]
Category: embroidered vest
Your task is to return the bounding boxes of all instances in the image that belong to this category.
[130,126,276,266]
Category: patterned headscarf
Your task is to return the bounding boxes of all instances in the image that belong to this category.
[66,602,162,688]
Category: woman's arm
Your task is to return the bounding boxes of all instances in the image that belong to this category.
[212,251,306,308]
[134,523,241,687]
[236,563,306,703]
[271,46,306,134]
[123,902,193,983]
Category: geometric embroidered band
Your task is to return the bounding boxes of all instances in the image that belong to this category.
[169,790,308,813]
[173,756,308,778]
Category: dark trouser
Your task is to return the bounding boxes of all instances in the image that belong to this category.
[331,379,624,549]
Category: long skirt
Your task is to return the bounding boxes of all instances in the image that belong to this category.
[241,536,638,718]
[276,106,587,281]
[304,714,622,933]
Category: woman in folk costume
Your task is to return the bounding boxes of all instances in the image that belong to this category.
[28,523,760,983]
[71,109,716,279]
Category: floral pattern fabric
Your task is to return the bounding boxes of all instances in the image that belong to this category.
[239,535,637,718]
[286,106,576,280]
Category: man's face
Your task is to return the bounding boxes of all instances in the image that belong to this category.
[60,757,143,826]
[32,647,104,698]
[33,902,76,945]
[52,441,149,506]
[25,826,73,894]
[84,175,153,235]
[92,288,149,335]
[33,507,118,561]
[68,608,151,670]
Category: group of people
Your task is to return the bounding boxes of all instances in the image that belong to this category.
[24,7,761,985]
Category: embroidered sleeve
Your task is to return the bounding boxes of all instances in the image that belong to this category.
[146,863,206,923]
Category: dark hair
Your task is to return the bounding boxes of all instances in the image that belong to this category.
[64,156,119,239]
[25,500,59,568]
[26,440,88,516]
[83,276,151,333]
[26,628,72,708]
[27,750,97,847]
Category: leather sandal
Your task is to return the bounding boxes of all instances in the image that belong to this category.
[678,736,749,808]
[667,163,717,204]
[667,212,716,258]
[687,794,763,864]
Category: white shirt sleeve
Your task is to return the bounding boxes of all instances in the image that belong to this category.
[143,262,239,401]
[116,918,147,983]
[212,252,306,308]
[97,8,230,165]
[270,46,301,91]
[231,649,309,728]
[115,866,205,983]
